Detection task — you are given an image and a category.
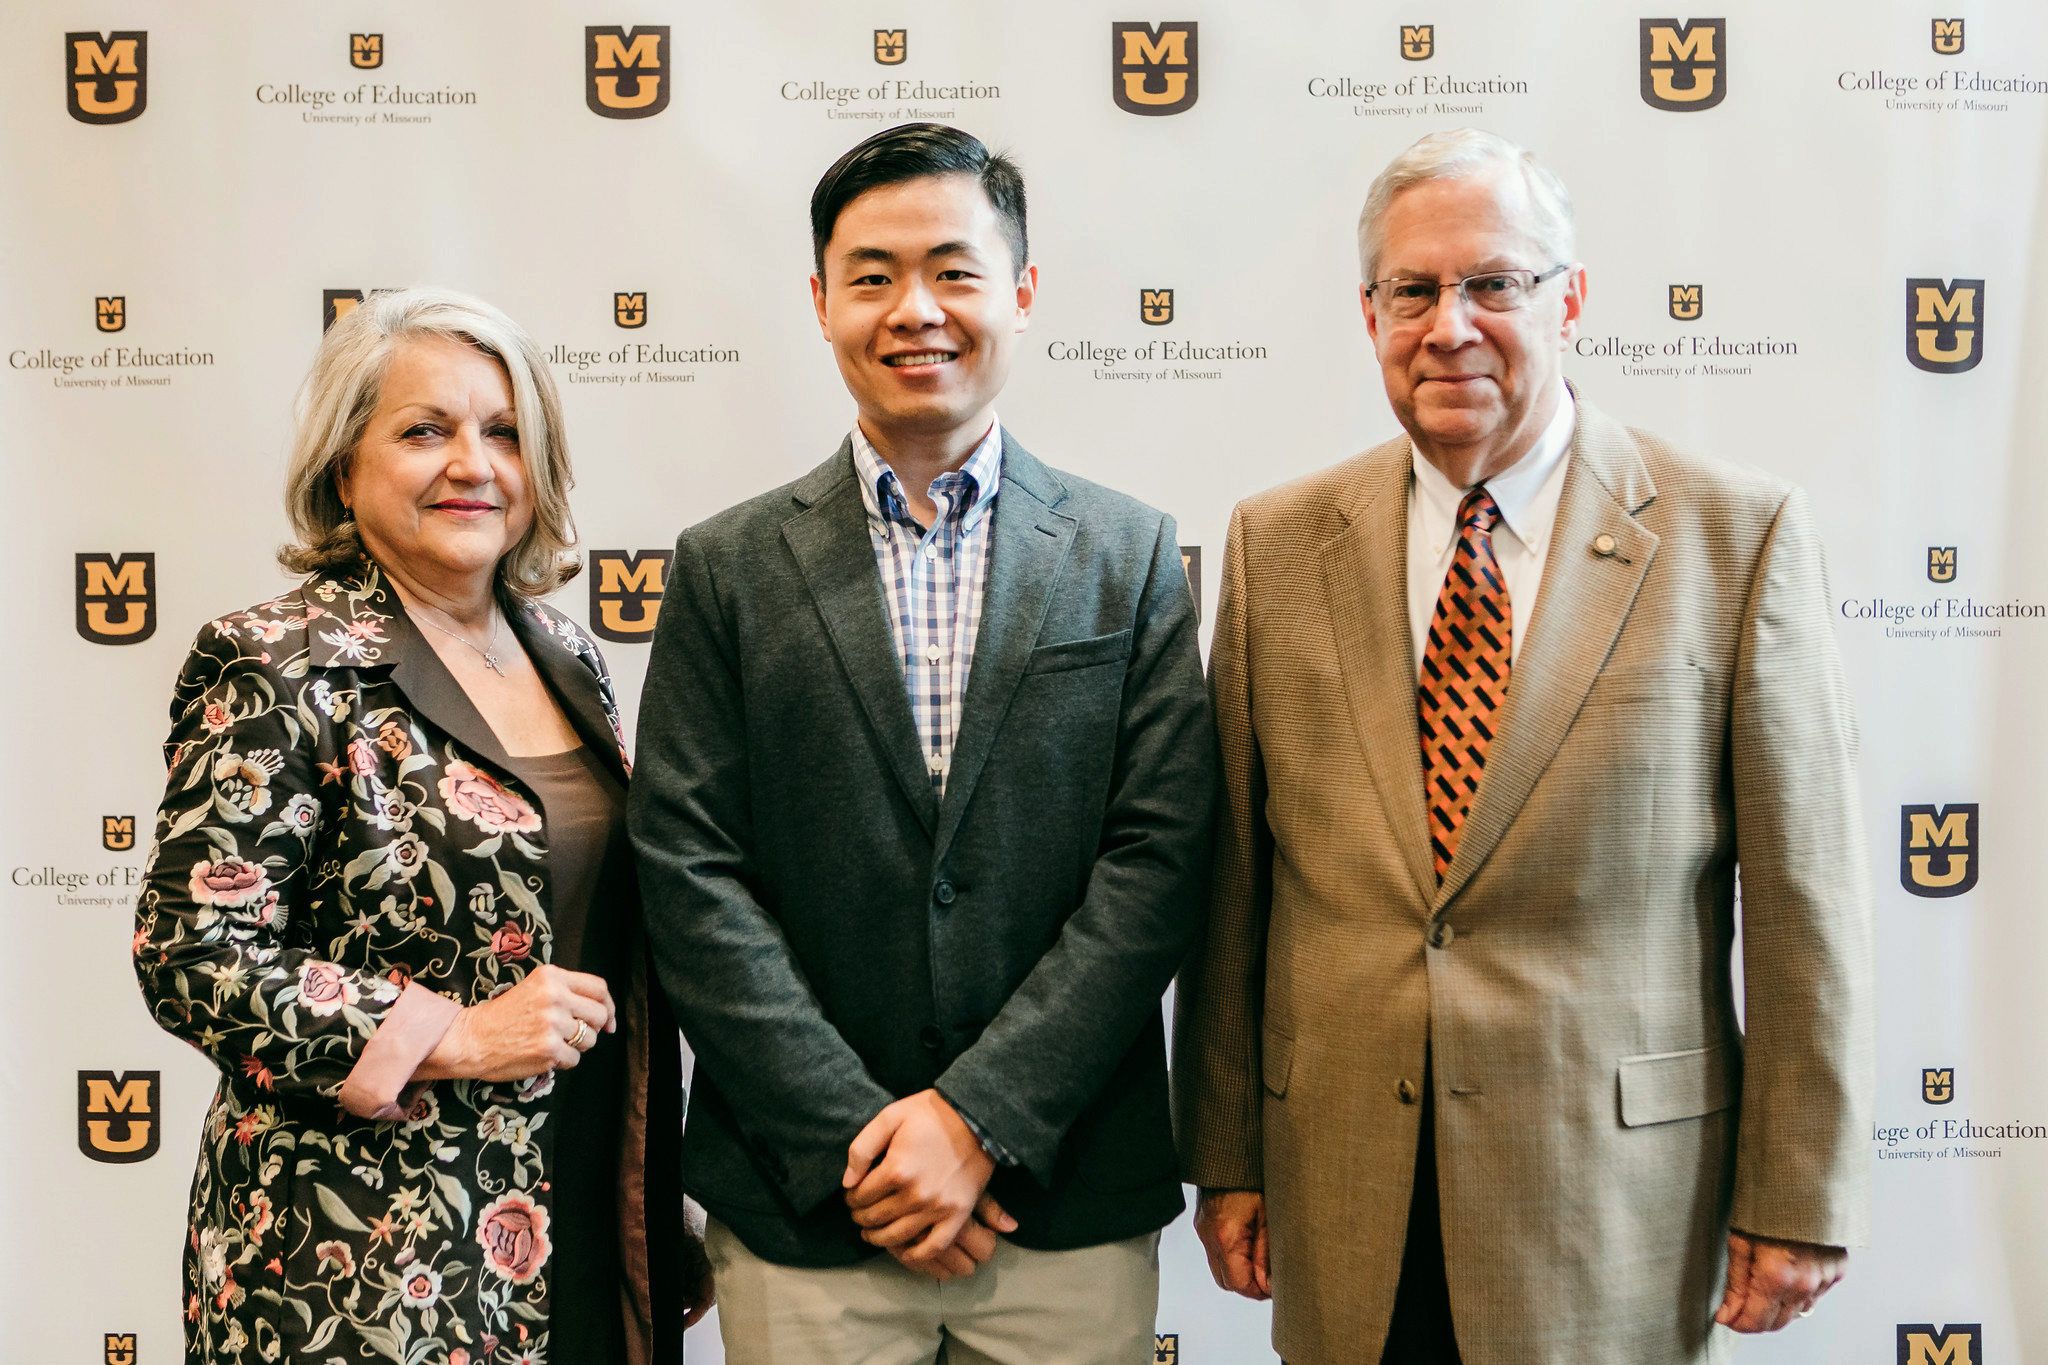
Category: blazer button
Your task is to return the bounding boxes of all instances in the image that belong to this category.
[1397,1078,1419,1104]
[933,880,956,906]
[920,1024,946,1053]
[1428,921,1455,949]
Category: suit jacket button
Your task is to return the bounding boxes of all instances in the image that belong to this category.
[934,880,956,906]
[1397,1078,1419,1104]
[920,1024,945,1053]
[1428,921,1455,949]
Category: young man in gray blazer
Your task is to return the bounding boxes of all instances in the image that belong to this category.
[629,124,1216,1363]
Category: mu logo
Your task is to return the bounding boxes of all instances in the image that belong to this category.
[103,815,136,851]
[1898,1324,1980,1364]
[1153,1333,1179,1365]
[1401,25,1435,60]
[97,295,126,332]
[324,289,366,332]
[1640,18,1725,111]
[615,292,648,328]
[1928,546,1956,583]
[587,26,671,118]
[66,31,148,124]
[78,1070,160,1163]
[1906,278,1983,374]
[76,553,156,645]
[104,1334,137,1365]
[1112,22,1198,115]
[351,33,384,69]
[589,550,673,642]
[1922,1067,1954,1105]
[1668,283,1702,320]
[1932,19,1964,56]
[875,29,907,65]
[1900,803,1978,898]
[1140,288,1174,325]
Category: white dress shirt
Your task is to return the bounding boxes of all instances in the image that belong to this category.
[1406,386,1577,673]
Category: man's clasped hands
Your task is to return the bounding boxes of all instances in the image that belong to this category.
[842,1089,1018,1281]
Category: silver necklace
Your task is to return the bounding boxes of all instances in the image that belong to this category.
[412,604,508,676]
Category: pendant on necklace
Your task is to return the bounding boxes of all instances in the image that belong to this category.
[481,651,506,676]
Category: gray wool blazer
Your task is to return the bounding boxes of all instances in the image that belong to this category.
[629,433,1217,1267]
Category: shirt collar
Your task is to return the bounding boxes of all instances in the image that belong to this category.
[1410,384,1575,550]
[851,418,1004,531]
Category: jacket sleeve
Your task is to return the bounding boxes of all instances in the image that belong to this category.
[1169,502,1273,1191]
[628,530,898,1215]
[1726,487,1875,1247]
[934,514,1220,1183]
[133,621,419,1105]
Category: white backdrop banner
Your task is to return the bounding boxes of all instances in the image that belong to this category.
[4,2,2046,1361]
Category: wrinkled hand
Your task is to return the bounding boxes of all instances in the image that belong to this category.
[1716,1231,1846,1332]
[843,1090,1014,1281]
[1195,1189,1271,1300]
[681,1225,715,1329]
[415,964,615,1082]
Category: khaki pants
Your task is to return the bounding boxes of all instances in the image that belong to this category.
[704,1217,1161,1365]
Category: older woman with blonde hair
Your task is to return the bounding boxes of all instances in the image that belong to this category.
[134,287,708,1364]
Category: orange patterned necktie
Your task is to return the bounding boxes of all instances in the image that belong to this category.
[1418,488,1512,881]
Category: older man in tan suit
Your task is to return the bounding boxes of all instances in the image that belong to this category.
[1171,129,1874,1364]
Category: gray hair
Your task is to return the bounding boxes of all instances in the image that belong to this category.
[1356,129,1575,282]
[278,286,580,598]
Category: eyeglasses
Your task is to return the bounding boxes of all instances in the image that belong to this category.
[1364,264,1571,321]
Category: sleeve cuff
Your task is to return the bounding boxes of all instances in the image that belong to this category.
[339,983,463,1121]
[938,1089,1022,1168]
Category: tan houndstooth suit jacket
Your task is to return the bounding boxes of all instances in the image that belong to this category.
[1172,399,1874,1365]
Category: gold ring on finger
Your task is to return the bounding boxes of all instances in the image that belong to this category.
[569,1020,589,1050]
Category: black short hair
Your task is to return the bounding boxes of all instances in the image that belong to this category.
[810,123,1027,282]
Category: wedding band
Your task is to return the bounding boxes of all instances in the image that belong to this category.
[1799,1308,1814,1318]
[568,1020,589,1050]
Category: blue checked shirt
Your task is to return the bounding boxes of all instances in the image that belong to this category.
[851,419,1003,797]
[851,419,1019,1167]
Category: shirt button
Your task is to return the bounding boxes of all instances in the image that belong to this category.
[925,644,942,664]
[1428,921,1455,949]
[934,881,956,906]
[925,545,938,560]
[1397,1078,1419,1105]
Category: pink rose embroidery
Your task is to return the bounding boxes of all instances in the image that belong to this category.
[489,924,532,962]
[296,961,358,1017]
[347,738,380,777]
[189,856,271,908]
[476,1192,550,1284]
[203,702,232,733]
[438,762,541,833]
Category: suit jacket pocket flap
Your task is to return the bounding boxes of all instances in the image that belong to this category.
[1618,1042,1739,1127]
[1024,629,1133,675]
[1262,1025,1294,1098]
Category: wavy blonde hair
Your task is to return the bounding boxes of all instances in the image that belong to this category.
[278,287,579,597]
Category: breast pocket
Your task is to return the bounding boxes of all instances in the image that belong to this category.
[1023,628,1132,676]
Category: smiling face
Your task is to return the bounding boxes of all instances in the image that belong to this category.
[336,334,532,594]
[1362,166,1586,482]
[811,172,1036,449]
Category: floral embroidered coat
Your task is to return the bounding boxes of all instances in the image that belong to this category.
[133,563,685,1365]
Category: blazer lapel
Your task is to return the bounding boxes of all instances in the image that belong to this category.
[510,605,629,783]
[782,442,940,835]
[1322,445,1437,906]
[1434,405,1660,910]
[933,437,1076,861]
